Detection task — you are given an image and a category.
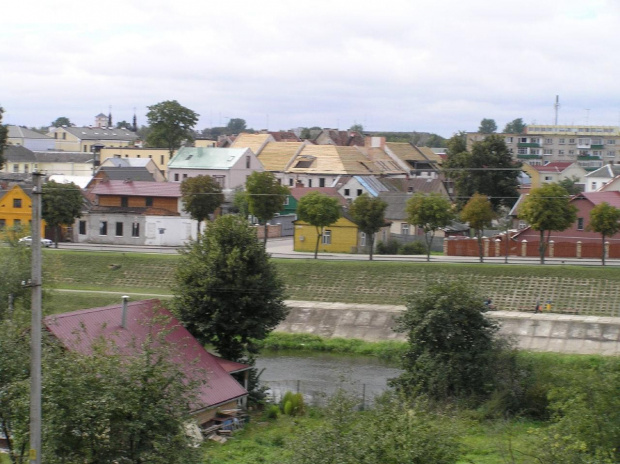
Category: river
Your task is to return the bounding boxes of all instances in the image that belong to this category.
[255,351,403,408]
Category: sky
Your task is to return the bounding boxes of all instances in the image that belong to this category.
[1,0,619,138]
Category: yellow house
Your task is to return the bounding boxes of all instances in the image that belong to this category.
[46,126,138,153]
[98,147,172,175]
[0,185,46,238]
[294,216,360,253]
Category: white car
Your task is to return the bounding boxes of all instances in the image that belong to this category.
[19,236,53,247]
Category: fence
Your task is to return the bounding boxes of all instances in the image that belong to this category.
[446,236,615,260]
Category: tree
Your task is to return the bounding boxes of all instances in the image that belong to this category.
[173,214,287,361]
[289,390,461,464]
[232,186,250,217]
[0,106,8,170]
[588,201,620,266]
[478,118,497,134]
[558,175,583,195]
[146,100,199,158]
[445,131,467,156]
[460,194,496,262]
[246,172,290,247]
[180,175,223,241]
[503,118,526,134]
[296,191,341,259]
[443,134,521,211]
[406,193,453,261]
[0,245,32,322]
[423,133,446,148]
[520,183,577,264]
[349,123,364,132]
[42,181,83,248]
[115,120,133,130]
[348,194,388,261]
[226,118,247,134]
[391,279,501,401]
[42,323,203,464]
[50,116,72,128]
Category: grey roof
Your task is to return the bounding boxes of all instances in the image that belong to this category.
[101,157,151,168]
[58,126,138,142]
[378,191,413,220]
[33,151,94,163]
[169,147,250,170]
[3,145,37,162]
[8,126,52,140]
[97,167,156,182]
[585,164,620,178]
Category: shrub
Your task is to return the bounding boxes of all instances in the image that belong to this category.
[281,391,305,416]
[398,241,426,255]
[376,239,399,254]
[265,404,280,419]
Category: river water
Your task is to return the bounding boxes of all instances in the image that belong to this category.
[255,351,403,407]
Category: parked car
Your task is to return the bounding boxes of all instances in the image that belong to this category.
[18,236,53,247]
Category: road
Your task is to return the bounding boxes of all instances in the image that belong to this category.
[47,238,619,266]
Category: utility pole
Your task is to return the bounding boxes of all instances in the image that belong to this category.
[29,172,43,464]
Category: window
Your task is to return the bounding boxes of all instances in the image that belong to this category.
[120,196,128,207]
[591,182,597,190]
[607,140,616,145]
[356,189,362,196]
[24,164,29,173]
[83,146,88,152]
[283,196,290,206]
[322,230,331,245]
[544,149,553,154]
[530,137,540,143]
[308,179,313,187]
[13,164,19,173]
[319,178,325,187]
[530,149,540,155]
[519,137,527,143]
[344,189,350,196]
[99,221,108,235]
[174,173,179,181]
[161,155,164,165]
[183,174,188,179]
[607,151,616,157]
[0,219,5,229]
[569,138,576,144]
[213,176,225,187]
[145,197,153,207]
[79,221,86,235]
[518,220,527,229]
[569,150,575,155]
[246,156,251,169]
[132,222,140,237]
[517,148,527,155]
[545,138,553,144]
[544,176,553,181]
[13,198,22,208]
[13,220,21,228]
[577,218,584,231]
[401,223,409,235]
[62,132,66,140]
[288,178,294,186]
[559,138,565,144]
[360,232,366,247]
[115,222,124,236]
[505,137,513,143]
[558,150,565,155]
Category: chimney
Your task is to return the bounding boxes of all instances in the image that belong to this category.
[121,295,129,328]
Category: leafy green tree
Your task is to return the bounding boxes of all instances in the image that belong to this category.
[558,175,583,195]
[232,186,250,217]
[391,279,501,402]
[445,131,467,156]
[173,214,287,361]
[520,183,578,264]
[348,194,388,261]
[42,181,83,248]
[478,118,497,134]
[226,118,247,134]
[0,106,8,170]
[115,120,133,130]
[43,323,202,464]
[423,133,446,148]
[296,191,341,259]
[289,390,461,464]
[503,118,526,134]
[0,245,31,322]
[349,123,364,132]
[50,116,72,128]
[535,362,620,463]
[146,100,199,158]
[0,321,30,464]
[443,134,521,211]
[406,193,454,261]
[246,172,290,247]
[180,175,224,241]
[460,193,496,262]
[588,201,620,266]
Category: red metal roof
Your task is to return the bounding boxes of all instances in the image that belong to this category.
[533,162,574,173]
[44,299,248,412]
[91,180,181,197]
[579,191,620,208]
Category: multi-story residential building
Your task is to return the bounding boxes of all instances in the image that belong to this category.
[467,125,620,171]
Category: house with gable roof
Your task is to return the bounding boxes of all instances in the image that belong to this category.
[47,126,139,153]
[167,147,262,200]
[7,125,55,151]
[44,298,250,427]
[522,162,586,189]
[0,184,46,237]
[584,163,620,192]
[76,180,199,245]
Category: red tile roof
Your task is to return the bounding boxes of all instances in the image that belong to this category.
[44,300,248,413]
[91,180,181,197]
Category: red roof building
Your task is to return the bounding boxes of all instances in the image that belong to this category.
[44,299,249,425]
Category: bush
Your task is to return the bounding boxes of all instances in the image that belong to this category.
[376,239,399,254]
[398,241,426,255]
[281,391,305,416]
[265,404,280,419]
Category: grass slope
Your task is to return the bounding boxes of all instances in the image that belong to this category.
[45,251,620,316]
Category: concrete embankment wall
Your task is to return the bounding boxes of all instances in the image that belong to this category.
[278,300,620,355]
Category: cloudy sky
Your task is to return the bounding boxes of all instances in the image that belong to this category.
[1,0,619,137]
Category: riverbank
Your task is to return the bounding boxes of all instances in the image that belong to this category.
[45,250,620,316]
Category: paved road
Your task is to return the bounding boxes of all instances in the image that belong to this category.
[47,238,619,266]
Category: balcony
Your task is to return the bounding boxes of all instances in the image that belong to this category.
[590,144,604,149]
[517,142,540,148]
[516,154,542,159]
[577,155,601,160]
